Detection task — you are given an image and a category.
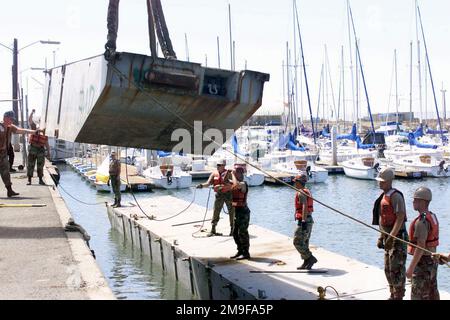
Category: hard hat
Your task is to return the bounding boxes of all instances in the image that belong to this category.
[375,167,395,182]
[3,110,16,120]
[293,173,308,184]
[413,187,432,201]
[216,159,226,166]
[235,167,245,174]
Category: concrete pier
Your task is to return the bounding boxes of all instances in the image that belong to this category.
[0,156,114,300]
[107,195,450,300]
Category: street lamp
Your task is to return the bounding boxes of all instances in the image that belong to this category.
[0,38,60,151]
[0,38,60,124]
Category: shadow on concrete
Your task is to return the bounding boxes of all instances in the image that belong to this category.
[0,197,40,200]
[0,226,65,239]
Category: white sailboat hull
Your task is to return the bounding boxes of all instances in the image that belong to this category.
[146,175,192,189]
[342,162,378,180]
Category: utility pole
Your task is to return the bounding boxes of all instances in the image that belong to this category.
[184,33,190,62]
[12,38,20,151]
[217,36,221,68]
[12,39,19,125]
[228,4,233,71]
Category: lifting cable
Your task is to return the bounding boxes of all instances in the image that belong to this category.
[192,186,212,238]
[109,64,449,268]
[58,182,105,206]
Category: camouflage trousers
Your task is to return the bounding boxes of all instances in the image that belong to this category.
[27,144,45,178]
[0,151,12,188]
[211,192,235,229]
[110,175,121,202]
[384,239,407,299]
[293,215,314,260]
[233,206,250,253]
[411,255,440,300]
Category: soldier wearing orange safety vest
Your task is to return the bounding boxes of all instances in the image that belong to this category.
[229,167,250,260]
[197,159,234,236]
[1,111,41,197]
[27,128,50,186]
[293,173,317,270]
[372,167,408,300]
[406,187,440,300]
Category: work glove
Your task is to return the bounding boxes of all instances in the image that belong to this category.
[384,236,394,250]
[107,179,110,186]
[301,221,308,231]
[377,237,384,249]
[433,253,449,265]
[196,184,204,189]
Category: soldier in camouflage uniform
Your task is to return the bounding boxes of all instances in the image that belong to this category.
[373,168,408,300]
[108,151,122,208]
[293,173,317,270]
[197,159,234,236]
[406,187,440,300]
[230,167,250,260]
[0,111,40,197]
[27,129,50,185]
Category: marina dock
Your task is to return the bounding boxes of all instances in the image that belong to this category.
[107,195,450,300]
[0,155,114,299]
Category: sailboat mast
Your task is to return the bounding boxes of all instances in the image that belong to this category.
[228,4,233,71]
[294,1,317,144]
[348,2,376,138]
[417,5,445,142]
[293,0,300,129]
[409,41,413,123]
[415,0,423,123]
[346,0,356,125]
[325,45,337,125]
[315,65,324,136]
[282,60,286,127]
[342,45,346,130]
[394,49,399,124]
[286,42,291,132]
[355,38,360,132]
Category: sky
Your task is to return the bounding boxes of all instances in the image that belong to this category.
[1,0,450,122]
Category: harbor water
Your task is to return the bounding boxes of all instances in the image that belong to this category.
[58,164,450,299]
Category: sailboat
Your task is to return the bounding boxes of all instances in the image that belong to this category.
[142,151,192,189]
[341,156,380,180]
[94,155,127,192]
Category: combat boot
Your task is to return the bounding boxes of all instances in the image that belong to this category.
[297,260,309,270]
[113,200,121,208]
[38,177,46,185]
[208,225,217,236]
[7,186,19,197]
[230,251,243,259]
[110,198,117,207]
[27,176,32,185]
[304,255,318,270]
[236,251,251,260]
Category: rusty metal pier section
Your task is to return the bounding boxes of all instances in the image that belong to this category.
[41,52,269,152]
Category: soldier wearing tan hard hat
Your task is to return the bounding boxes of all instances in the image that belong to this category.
[406,186,441,300]
[373,167,408,300]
